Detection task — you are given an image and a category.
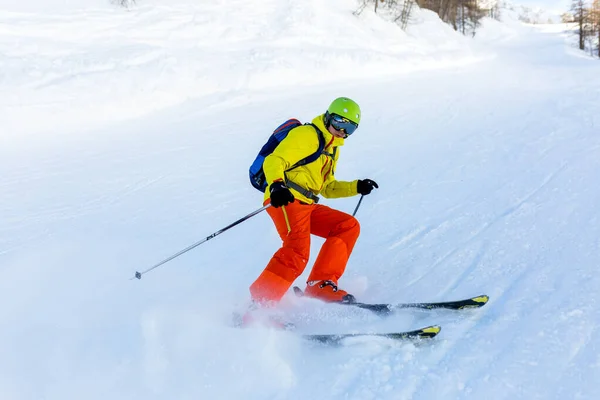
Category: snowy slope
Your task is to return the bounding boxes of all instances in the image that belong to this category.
[0,0,479,138]
[1,2,600,400]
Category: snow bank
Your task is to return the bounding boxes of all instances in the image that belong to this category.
[0,0,482,137]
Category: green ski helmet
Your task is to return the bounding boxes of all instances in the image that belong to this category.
[324,97,361,136]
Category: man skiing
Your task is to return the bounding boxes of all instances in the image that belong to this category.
[249,97,379,306]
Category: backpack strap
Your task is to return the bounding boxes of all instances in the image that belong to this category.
[285,180,320,203]
[283,123,327,203]
[312,124,337,174]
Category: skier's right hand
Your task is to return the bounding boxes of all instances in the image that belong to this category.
[269,181,295,208]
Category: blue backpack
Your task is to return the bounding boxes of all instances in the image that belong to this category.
[249,119,325,192]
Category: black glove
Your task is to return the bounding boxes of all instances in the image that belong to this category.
[269,181,295,208]
[357,179,379,195]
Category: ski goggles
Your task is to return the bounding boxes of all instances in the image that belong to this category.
[329,114,358,136]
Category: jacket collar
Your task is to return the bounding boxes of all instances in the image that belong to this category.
[312,114,345,147]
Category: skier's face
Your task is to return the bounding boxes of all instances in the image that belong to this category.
[327,113,358,138]
[328,124,347,138]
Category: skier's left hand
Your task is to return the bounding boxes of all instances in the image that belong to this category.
[357,179,379,195]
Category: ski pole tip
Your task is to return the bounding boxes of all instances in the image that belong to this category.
[135,271,142,280]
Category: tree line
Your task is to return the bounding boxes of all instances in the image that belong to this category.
[564,0,600,57]
[355,0,495,36]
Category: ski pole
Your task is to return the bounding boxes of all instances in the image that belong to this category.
[133,204,271,280]
[352,195,365,217]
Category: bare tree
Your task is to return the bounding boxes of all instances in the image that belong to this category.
[354,1,368,16]
[571,0,590,50]
[418,0,451,22]
[488,3,501,20]
[467,0,486,36]
[592,0,600,57]
[394,0,417,30]
[416,0,485,35]
[354,0,384,13]
[355,0,418,31]
[356,0,487,35]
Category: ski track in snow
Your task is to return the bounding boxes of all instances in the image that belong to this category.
[1,5,600,400]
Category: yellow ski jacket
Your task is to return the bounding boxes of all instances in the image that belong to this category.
[263,114,359,204]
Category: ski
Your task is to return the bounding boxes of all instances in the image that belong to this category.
[293,286,489,316]
[304,325,441,345]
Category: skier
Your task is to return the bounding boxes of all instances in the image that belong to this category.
[249,97,379,307]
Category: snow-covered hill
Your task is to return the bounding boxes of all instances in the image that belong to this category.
[484,0,564,24]
[1,1,599,400]
[1,0,481,138]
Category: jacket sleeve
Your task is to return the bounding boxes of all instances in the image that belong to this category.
[263,126,320,185]
[320,179,359,198]
[319,149,359,198]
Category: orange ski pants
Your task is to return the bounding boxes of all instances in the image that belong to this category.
[249,200,360,303]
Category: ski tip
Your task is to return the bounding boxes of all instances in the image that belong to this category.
[472,295,489,306]
[420,325,442,337]
[455,295,489,309]
[422,325,442,333]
